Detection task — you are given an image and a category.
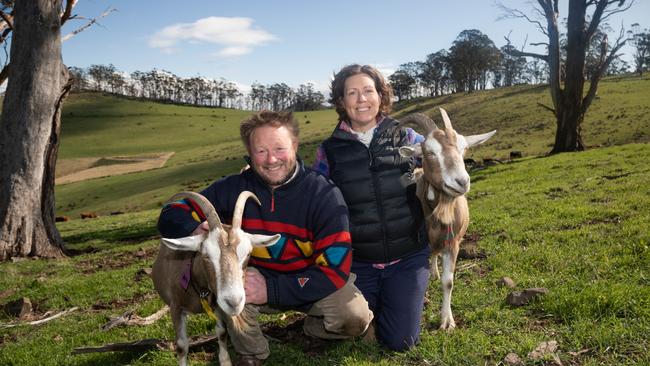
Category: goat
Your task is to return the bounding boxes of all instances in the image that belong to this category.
[152,191,280,366]
[398,108,495,330]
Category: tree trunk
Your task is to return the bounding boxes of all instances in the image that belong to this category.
[550,0,588,153]
[551,104,585,153]
[0,0,70,260]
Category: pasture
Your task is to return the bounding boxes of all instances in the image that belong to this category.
[1,75,649,365]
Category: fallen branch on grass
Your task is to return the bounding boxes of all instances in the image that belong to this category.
[72,335,218,354]
[101,305,169,331]
[0,307,79,328]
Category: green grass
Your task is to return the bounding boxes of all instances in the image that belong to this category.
[2,143,649,365]
[54,75,650,217]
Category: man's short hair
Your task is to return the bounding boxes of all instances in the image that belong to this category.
[240,110,300,152]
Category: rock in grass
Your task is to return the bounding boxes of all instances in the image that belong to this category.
[458,241,487,259]
[503,352,523,365]
[496,276,516,288]
[528,340,561,364]
[506,287,548,306]
[134,268,152,282]
[4,297,33,319]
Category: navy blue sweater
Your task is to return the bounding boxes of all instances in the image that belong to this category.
[157,161,352,309]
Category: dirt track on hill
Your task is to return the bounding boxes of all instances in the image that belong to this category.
[56,152,174,185]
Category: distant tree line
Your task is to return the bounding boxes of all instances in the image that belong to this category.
[628,23,650,76]
[67,24,650,110]
[386,26,649,102]
[68,65,326,112]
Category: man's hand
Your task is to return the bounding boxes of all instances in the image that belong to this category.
[191,221,209,236]
[244,269,267,304]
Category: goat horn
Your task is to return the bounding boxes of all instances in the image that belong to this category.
[167,191,223,231]
[397,113,438,135]
[439,108,454,131]
[232,190,261,231]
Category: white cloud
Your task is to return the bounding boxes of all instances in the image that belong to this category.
[374,63,396,78]
[149,17,276,57]
[217,46,253,57]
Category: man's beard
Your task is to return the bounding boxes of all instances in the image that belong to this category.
[257,160,297,187]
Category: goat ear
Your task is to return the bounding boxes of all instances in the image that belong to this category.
[161,234,206,251]
[398,144,422,158]
[249,233,282,248]
[462,130,497,148]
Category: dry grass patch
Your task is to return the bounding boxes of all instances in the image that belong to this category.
[56,152,174,185]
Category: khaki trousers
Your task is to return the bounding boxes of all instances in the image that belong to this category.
[223,269,373,360]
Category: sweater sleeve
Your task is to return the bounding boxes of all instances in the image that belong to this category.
[311,144,330,177]
[264,184,351,308]
[156,179,230,238]
[157,199,204,239]
[406,127,425,144]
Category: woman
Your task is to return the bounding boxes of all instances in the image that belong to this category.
[313,64,429,351]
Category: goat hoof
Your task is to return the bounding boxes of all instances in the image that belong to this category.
[439,319,456,331]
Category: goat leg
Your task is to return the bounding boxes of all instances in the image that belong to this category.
[216,318,232,366]
[429,254,440,281]
[170,306,189,366]
[439,242,459,330]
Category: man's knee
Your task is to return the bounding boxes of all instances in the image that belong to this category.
[333,306,372,337]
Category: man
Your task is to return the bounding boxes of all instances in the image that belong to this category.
[158,110,372,366]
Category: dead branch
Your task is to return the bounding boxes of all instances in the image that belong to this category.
[0,307,79,328]
[72,335,218,355]
[102,305,169,331]
[582,27,628,113]
[60,0,77,25]
[0,63,8,86]
[62,7,116,42]
[497,2,548,36]
[503,39,549,61]
[599,0,634,23]
[0,10,12,30]
[538,102,556,114]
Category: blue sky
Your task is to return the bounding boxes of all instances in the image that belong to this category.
[62,0,650,93]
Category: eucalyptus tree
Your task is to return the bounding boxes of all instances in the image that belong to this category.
[448,29,500,92]
[293,83,324,111]
[628,23,650,76]
[419,50,450,96]
[1,0,78,259]
[501,0,633,153]
[499,44,528,86]
[388,69,417,101]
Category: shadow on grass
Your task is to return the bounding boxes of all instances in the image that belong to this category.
[73,351,162,366]
[62,224,159,256]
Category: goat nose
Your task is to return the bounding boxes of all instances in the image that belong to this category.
[225,295,243,311]
[455,177,469,188]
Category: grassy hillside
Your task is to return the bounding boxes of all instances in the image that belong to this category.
[54,75,650,217]
[2,143,648,365]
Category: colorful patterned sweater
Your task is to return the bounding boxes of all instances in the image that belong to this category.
[157,160,352,309]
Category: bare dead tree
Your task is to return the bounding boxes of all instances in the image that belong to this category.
[0,1,111,260]
[500,0,633,153]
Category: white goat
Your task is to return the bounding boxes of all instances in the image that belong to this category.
[398,108,495,330]
[152,191,280,366]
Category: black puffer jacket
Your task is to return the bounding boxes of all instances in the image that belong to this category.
[321,117,425,263]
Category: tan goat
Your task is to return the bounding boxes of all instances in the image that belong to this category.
[398,108,495,330]
[152,191,280,366]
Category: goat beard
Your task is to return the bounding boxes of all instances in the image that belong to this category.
[432,193,456,226]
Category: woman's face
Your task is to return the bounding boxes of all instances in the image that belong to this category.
[342,73,381,132]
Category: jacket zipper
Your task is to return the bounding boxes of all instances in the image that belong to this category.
[367,139,389,263]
